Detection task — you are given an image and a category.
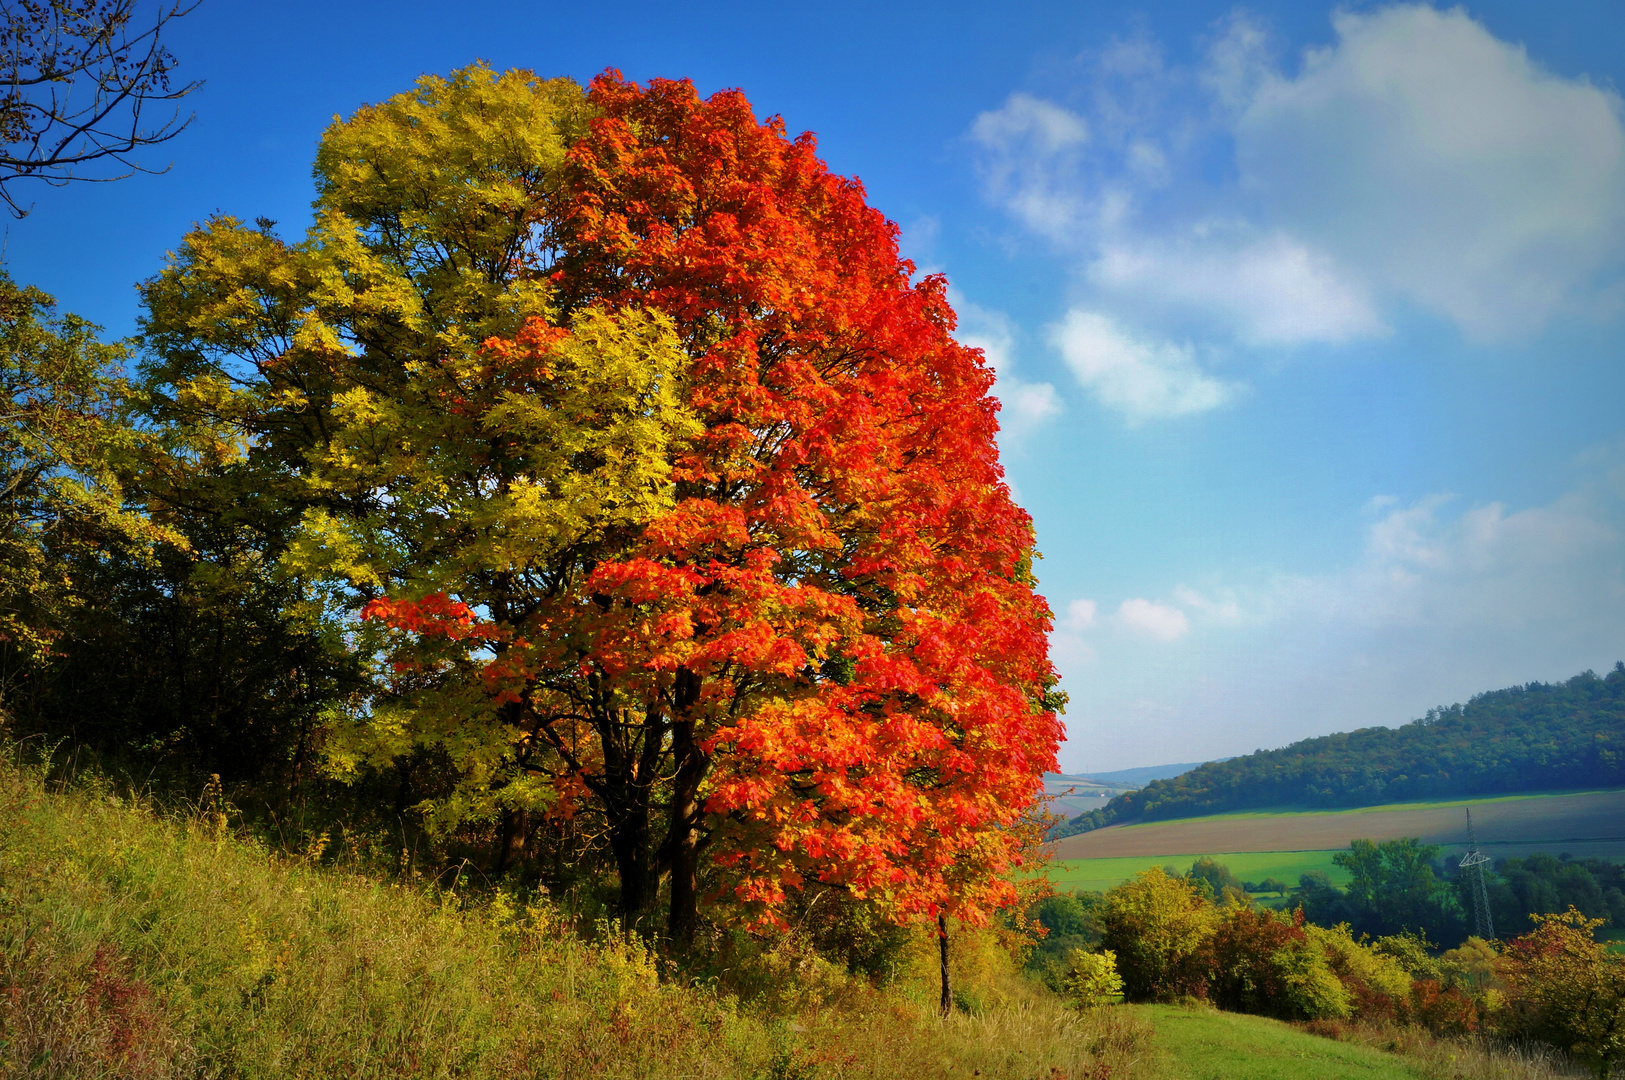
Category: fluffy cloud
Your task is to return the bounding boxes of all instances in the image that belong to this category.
[1299,485,1623,631]
[1062,598,1098,630]
[1053,452,1625,772]
[971,3,1625,388]
[1236,6,1625,340]
[1088,229,1383,346]
[1172,585,1243,625]
[969,93,1091,241]
[1115,597,1190,641]
[1050,598,1100,667]
[1050,311,1236,421]
[953,299,1064,440]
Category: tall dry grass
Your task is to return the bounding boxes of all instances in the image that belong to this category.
[0,755,1151,1079]
[1299,1018,1586,1080]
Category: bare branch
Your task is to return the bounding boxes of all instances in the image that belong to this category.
[0,0,202,216]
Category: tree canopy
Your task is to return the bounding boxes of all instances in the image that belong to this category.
[133,64,1063,943]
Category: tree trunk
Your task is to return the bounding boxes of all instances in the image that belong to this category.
[665,667,706,947]
[607,802,655,929]
[938,914,952,1018]
[494,806,528,874]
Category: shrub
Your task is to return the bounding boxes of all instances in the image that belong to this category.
[1405,979,1478,1036]
[1061,949,1124,1009]
[1270,931,1353,1021]
[1208,905,1349,1020]
[1208,905,1306,1017]
[1100,868,1213,1003]
[1307,922,1412,1023]
[1503,906,1625,1079]
[1438,936,1500,995]
[1371,930,1442,982]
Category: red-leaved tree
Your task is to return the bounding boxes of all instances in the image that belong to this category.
[364,72,1063,943]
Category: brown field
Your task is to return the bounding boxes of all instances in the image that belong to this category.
[1050,789,1625,861]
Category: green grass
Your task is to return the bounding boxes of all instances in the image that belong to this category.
[1133,1005,1425,1080]
[0,755,1152,1080]
[1049,850,1352,894]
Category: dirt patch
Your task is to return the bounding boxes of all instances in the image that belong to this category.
[1050,790,1625,860]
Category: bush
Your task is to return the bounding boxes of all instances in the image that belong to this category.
[1306,922,1412,1023]
[1061,949,1124,1009]
[1503,906,1625,1079]
[1100,868,1213,1003]
[1208,905,1349,1021]
[1438,936,1500,995]
[1404,979,1478,1037]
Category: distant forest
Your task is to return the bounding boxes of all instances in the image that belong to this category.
[1056,664,1625,837]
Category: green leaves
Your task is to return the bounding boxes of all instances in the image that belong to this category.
[0,273,168,705]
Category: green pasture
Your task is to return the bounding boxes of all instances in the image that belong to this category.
[1134,1005,1424,1080]
[1048,850,1352,894]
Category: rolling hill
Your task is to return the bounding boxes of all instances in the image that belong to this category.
[1077,762,1211,787]
[1055,664,1625,838]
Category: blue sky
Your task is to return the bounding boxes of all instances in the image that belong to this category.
[10,1,1623,772]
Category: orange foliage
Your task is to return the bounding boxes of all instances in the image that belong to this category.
[364,72,1062,932]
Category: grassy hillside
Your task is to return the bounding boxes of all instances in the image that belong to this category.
[1059,665,1625,836]
[1132,1006,1577,1080]
[1135,1005,1425,1080]
[0,755,1148,1080]
[3,754,1586,1080]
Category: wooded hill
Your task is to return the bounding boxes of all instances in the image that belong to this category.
[1055,664,1625,837]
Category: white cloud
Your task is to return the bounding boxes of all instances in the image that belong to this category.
[1089,229,1383,346]
[954,299,1064,440]
[1050,598,1101,667]
[1051,310,1237,420]
[1237,6,1625,340]
[1319,488,1622,630]
[1063,598,1098,630]
[970,93,1091,241]
[1172,585,1243,625]
[972,4,1625,352]
[1115,597,1190,641]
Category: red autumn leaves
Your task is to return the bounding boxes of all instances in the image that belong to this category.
[364,71,1063,929]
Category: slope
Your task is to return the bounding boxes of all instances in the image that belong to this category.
[1057,664,1625,837]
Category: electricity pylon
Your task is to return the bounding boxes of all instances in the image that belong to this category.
[1459,807,1495,940]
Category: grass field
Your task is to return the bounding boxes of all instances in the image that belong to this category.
[0,756,1154,1080]
[1134,1005,1424,1080]
[1051,788,1625,862]
[1049,850,1351,894]
[1133,1005,1579,1080]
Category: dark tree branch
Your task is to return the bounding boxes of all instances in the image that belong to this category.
[0,0,202,216]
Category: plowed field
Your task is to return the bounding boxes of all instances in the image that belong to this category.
[1049,788,1625,861]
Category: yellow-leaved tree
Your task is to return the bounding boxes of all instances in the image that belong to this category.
[138,64,697,863]
[1505,907,1625,1078]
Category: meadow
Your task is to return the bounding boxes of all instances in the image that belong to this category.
[1049,850,1351,894]
[3,754,1591,1080]
[1131,1005,1578,1080]
[0,753,1152,1080]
